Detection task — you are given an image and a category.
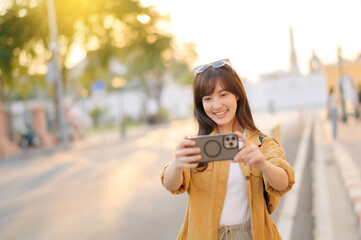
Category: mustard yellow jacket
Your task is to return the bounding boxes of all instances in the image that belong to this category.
[161,130,295,240]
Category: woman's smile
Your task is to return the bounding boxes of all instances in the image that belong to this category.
[214,109,229,118]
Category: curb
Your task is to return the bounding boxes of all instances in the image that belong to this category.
[333,141,361,234]
[0,143,70,162]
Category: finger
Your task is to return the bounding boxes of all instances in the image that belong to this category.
[246,144,259,153]
[177,139,197,149]
[242,152,255,166]
[233,149,248,162]
[188,162,200,169]
[234,152,246,162]
[178,161,199,169]
[245,158,253,167]
[176,147,201,157]
[180,154,202,163]
[235,147,257,163]
[238,146,252,158]
[235,131,251,146]
[246,150,260,162]
[184,162,200,169]
[232,155,244,163]
[247,153,263,167]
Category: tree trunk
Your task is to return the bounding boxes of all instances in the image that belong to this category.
[153,70,164,116]
[5,101,14,141]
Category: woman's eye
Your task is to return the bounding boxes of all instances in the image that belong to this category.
[203,97,211,101]
[221,93,228,97]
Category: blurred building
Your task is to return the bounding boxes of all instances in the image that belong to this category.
[321,52,361,116]
[64,56,194,127]
[245,27,328,112]
[322,53,361,91]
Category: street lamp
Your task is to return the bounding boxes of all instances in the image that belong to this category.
[111,77,127,138]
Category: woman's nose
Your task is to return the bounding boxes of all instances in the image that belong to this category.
[213,97,222,109]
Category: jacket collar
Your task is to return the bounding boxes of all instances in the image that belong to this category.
[247,129,262,146]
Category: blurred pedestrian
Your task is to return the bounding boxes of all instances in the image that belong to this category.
[160,59,295,240]
[356,85,361,120]
[66,105,83,140]
[328,88,338,139]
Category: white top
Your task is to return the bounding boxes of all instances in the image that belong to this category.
[219,130,250,225]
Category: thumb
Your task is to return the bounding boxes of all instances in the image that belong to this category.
[235,131,251,146]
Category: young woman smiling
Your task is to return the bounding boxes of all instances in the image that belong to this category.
[161,59,295,240]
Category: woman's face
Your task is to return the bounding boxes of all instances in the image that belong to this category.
[202,81,239,133]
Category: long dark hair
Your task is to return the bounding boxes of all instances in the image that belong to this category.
[193,64,261,136]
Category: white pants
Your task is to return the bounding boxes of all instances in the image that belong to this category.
[218,220,252,240]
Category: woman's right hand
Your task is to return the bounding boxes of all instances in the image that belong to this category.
[173,138,201,170]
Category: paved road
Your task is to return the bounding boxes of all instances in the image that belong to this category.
[0,111,306,240]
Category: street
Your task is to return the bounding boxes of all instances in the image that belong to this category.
[0,110,352,240]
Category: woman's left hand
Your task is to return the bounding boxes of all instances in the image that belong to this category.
[232,131,269,172]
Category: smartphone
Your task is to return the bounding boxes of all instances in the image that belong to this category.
[189,133,239,163]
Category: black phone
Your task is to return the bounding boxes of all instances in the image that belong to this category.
[189,133,239,162]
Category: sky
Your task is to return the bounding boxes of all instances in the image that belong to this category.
[141,0,361,82]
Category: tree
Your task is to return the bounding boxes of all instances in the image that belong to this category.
[0,0,196,120]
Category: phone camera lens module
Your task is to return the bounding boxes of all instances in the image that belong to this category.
[226,137,229,141]
[230,142,233,146]
[231,137,235,140]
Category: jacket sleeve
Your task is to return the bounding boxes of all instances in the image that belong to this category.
[261,136,295,197]
[160,162,191,194]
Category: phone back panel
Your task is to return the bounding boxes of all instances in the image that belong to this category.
[190,133,239,162]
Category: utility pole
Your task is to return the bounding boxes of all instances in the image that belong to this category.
[46,0,69,143]
[111,76,127,138]
[337,46,347,123]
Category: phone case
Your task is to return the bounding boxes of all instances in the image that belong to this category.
[190,133,239,162]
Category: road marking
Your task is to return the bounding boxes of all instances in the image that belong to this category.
[277,112,313,240]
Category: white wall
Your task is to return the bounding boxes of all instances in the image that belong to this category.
[9,72,327,133]
[245,72,328,112]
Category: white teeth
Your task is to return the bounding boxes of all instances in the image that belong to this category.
[214,110,227,116]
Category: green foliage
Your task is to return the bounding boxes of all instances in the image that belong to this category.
[89,106,107,127]
[159,107,169,121]
[0,0,196,113]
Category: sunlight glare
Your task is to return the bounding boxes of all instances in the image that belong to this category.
[102,150,159,219]
[137,14,150,24]
[18,8,26,17]
[103,14,115,29]
[86,35,100,51]
[65,43,86,69]
[0,0,12,16]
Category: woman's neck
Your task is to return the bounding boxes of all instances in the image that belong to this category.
[216,120,244,134]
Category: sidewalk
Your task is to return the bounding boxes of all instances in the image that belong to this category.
[335,119,361,171]
[319,111,361,239]
[0,122,167,163]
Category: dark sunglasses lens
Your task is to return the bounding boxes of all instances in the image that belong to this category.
[194,64,210,73]
[212,60,227,68]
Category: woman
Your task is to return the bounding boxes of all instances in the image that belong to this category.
[161,59,295,240]
[327,88,338,139]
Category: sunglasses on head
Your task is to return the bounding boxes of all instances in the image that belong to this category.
[193,58,232,75]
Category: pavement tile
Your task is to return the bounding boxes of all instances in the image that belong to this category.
[324,116,361,235]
